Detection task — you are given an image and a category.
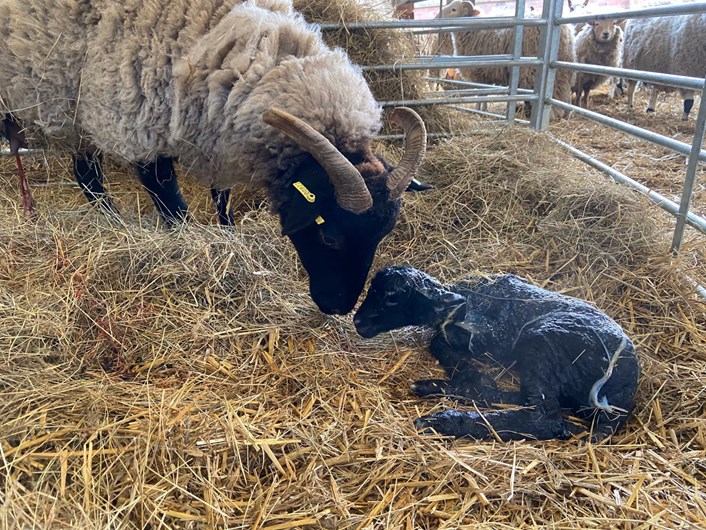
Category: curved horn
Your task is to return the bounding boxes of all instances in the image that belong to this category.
[262,108,373,214]
[386,107,427,200]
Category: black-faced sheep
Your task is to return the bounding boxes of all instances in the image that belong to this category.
[437,0,577,120]
[0,0,428,315]
[354,266,639,442]
[572,20,624,109]
[623,13,706,121]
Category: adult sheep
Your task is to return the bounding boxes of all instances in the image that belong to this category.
[623,13,706,121]
[0,0,427,315]
[572,19,624,109]
[438,0,576,119]
[354,266,639,441]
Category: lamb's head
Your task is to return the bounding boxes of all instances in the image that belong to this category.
[263,108,427,315]
[354,266,465,338]
[439,0,481,18]
[590,19,623,43]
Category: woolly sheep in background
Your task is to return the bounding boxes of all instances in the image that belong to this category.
[0,0,428,315]
[572,19,624,109]
[623,13,706,121]
[438,0,577,120]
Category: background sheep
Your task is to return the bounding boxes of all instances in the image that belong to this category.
[438,0,576,119]
[0,0,427,315]
[572,20,624,109]
[354,266,639,441]
[623,13,706,121]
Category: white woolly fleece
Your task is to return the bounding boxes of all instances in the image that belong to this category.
[0,0,382,189]
[623,14,706,94]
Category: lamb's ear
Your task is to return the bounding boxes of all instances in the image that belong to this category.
[440,292,465,306]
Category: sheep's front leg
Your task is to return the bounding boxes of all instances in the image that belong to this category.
[73,152,119,215]
[135,156,189,226]
[210,188,234,225]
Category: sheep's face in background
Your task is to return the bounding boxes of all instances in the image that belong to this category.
[354,266,465,337]
[590,20,622,43]
[265,108,427,315]
[439,0,481,19]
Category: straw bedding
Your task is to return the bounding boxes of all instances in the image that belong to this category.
[2,120,706,528]
[2,1,706,528]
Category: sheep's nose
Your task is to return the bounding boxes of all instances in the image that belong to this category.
[602,32,610,39]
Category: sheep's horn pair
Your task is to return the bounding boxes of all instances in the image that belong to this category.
[262,106,427,212]
[262,108,372,214]
[386,107,427,200]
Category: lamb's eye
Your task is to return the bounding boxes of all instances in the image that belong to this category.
[385,299,399,307]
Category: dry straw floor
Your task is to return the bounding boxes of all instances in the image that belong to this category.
[2,120,706,528]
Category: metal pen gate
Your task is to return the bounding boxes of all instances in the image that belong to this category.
[319,0,706,256]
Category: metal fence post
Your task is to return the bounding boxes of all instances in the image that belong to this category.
[507,0,527,124]
[530,0,563,130]
[671,74,706,252]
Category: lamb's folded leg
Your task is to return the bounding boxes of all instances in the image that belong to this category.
[415,407,585,441]
[412,370,523,406]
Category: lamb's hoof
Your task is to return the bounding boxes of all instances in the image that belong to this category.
[406,178,434,193]
[414,409,486,439]
[411,379,447,397]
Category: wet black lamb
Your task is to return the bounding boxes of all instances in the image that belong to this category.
[354,266,639,442]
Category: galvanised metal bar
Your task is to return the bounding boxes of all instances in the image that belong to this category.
[554,61,705,92]
[379,93,537,107]
[362,56,542,72]
[424,76,535,95]
[671,76,706,251]
[319,16,546,31]
[558,2,706,25]
[550,99,706,162]
[530,0,563,130]
[451,105,530,124]
[1,148,42,156]
[507,0,527,124]
[549,135,706,236]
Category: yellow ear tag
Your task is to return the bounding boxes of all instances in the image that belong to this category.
[315,216,325,225]
[293,181,316,203]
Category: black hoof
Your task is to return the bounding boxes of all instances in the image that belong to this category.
[411,379,447,397]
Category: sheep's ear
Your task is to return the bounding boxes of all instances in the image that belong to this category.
[460,1,476,16]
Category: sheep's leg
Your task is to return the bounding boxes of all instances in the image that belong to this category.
[210,188,234,225]
[626,80,636,111]
[581,87,590,109]
[135,156,189,226]
[646,87,658,113]
[680,89,695,121]
[415,406,584,441]
[73,152,119,215]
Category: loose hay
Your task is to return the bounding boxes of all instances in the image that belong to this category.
[2,119,706,529]
[294,0,470,136]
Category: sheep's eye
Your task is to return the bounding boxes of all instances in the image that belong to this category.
[385,300,399,307]
[319,228,343,249]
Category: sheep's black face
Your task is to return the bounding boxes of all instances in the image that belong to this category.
[280,162,402,315]
[355,266,466,337]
